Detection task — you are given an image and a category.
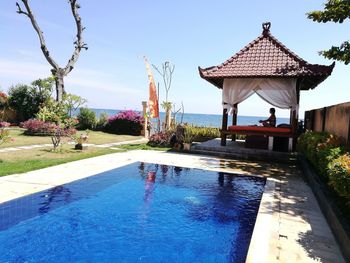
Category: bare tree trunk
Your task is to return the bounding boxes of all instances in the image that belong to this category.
[55,76,64,103]
[52,68,66,102]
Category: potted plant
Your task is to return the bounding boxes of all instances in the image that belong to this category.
[182,130,194,151]
[73,130,89,150]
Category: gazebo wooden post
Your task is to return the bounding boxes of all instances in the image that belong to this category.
[292,87,301,150]
[221,108,228,146]
[231,103,238,141]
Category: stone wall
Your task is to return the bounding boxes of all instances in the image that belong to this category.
[304,102,350,144]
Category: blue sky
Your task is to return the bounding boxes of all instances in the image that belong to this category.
[0,0,349,117]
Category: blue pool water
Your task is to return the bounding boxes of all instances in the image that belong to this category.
[0,163,265,263]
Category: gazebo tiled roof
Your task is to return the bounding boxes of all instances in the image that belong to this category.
[198,23,335,90]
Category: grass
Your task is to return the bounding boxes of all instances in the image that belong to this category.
[0,127,142,148]
[0,145,124,176]
[0,141,170,177]
[117,143,171,151]
[0,127,172,177]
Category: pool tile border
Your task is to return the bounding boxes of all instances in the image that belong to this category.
[246,178,277,263]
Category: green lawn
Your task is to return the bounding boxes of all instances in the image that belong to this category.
[117,143,170,151]
[0,127,173,176]
[0,127,142,148]
[0,141,170,177]
[0,145,126,176]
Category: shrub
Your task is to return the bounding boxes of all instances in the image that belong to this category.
[0,128,11,145]
[62,93,87,117]
[20,119,76,136]
[297,130,350,206]
[0,121,10,128]
[96,112,109,130]
[8,77,53,121]
[63,117,79,129]
[35,99,68,124]
[77,108,97,130]
[147,131,172,147]
[317,147,342,178]
[0,92,8,109]
[183,125,220,142]
[106,110,144,135]
[328,154,350,201]
[298,131,342,178]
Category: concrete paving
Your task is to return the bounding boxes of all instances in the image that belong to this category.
[0,150,345,262]
[0,138,147,153]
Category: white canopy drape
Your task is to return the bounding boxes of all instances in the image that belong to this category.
[223,78,298,114]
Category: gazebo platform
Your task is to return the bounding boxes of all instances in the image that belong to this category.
[191,138,297,163]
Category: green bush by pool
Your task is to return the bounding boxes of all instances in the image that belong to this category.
[297,130,350,202]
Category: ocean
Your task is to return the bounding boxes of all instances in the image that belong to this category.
[88,108,290,127]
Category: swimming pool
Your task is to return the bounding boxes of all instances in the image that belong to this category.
[0,162,265,263]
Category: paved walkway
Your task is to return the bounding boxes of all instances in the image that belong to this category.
[0,150,345,262]
[0,138,148,153]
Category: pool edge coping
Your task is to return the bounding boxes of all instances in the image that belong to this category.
[245,178,277,263]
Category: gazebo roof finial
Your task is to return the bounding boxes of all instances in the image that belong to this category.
[198,21,334,90]
[262,22,271,35]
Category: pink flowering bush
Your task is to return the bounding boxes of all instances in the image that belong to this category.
[0,121,11,128]
[147,131,172,147]
[106,110,144,135]
[20,119,77,136]
[108,110,144,123]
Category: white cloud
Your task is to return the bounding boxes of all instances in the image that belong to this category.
[0,58,140,96]
[0,59,50,81]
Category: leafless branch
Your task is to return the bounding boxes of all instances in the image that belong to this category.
[16,0,59,69]
[152,61,175,102]
[64,0,87,74]
[16,2,29,16]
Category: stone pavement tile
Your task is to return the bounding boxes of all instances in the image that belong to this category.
[29,145,45,148]
[0,181,53,204]
[94,145,111,148]
[2,148,20,151]
[17,146,37,149]
[279,211,306,222]
[279,223,311,234]
[277,250,306,263]
[296,233,342,255]
[109,142,123,146]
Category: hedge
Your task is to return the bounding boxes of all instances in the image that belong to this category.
[297,131,350,203]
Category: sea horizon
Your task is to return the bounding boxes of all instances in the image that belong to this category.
[86,108,291,127]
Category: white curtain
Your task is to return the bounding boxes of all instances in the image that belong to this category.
[223,78,298,114]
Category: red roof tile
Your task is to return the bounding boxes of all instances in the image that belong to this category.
[199,23,335,90]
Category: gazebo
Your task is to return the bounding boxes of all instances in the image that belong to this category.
[199,22,334,151]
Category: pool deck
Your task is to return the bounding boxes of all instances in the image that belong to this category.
[0,150,345,263]
[191,138,297,163]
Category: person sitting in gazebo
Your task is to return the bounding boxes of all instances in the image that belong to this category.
[259,108,276,127]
